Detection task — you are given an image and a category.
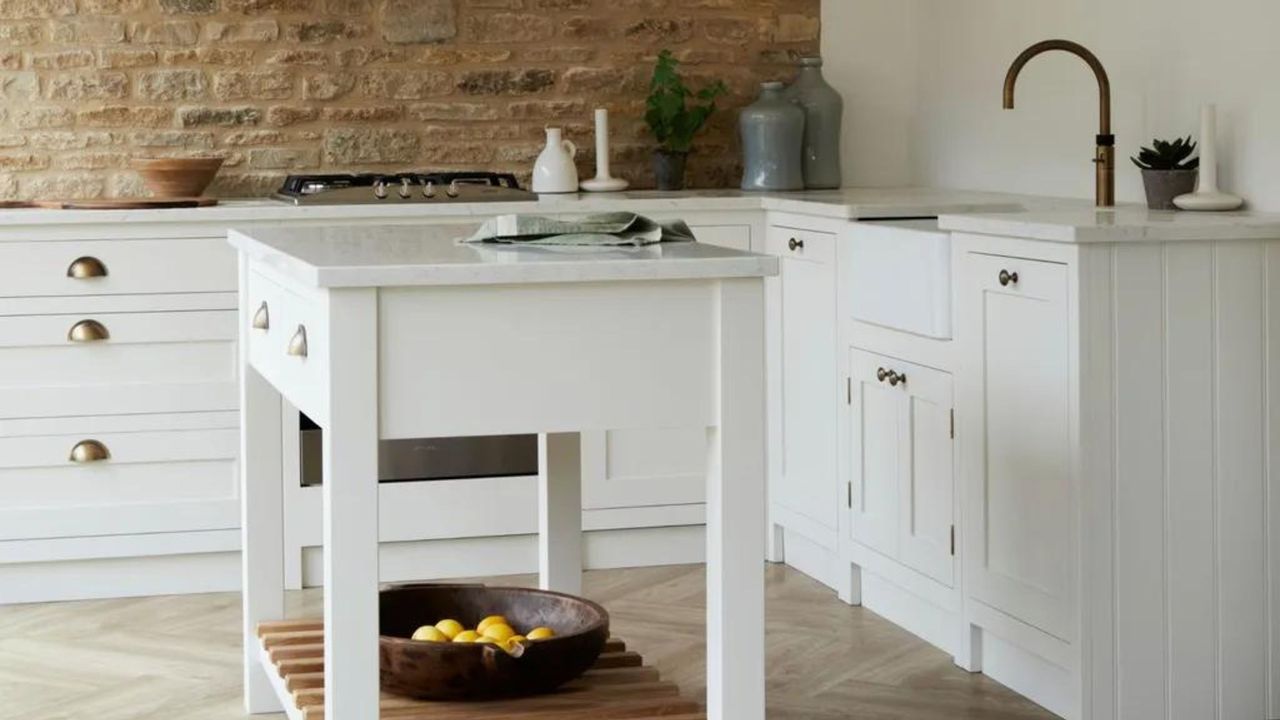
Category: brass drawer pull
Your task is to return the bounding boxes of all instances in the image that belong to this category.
[68,319,109,343]
[69,439,110,463]
[252,302,270,330]
[287,325,308,358]
[998,269,1019,287]
[66,256,108,279]
[788,237,804,251]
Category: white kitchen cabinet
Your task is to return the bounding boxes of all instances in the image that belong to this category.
[769,225,839,535]
[958,251,1073,641]
[847,349,954,587]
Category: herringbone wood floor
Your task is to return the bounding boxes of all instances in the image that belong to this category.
[0,564,1055,719]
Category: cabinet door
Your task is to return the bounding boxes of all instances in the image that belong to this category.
[959,252,1073,640]
[771,228,839,531]
[849,349,954,586]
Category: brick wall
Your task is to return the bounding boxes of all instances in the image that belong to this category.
[0,0,820,199]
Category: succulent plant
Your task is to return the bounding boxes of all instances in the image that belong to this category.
[1131,136,1200,171]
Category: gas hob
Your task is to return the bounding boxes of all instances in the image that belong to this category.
[273,171,536,205]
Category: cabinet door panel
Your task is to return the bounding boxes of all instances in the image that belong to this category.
[849,350,901,556]
[961,252,1073,639]
[900,367,954,587]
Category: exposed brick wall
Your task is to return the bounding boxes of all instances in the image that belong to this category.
[0,0,820,199]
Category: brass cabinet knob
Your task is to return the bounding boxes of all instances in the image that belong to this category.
[888,370,906,387]
[67,319,109,343]
[69,439,110,463]
[252,302,269,330]
[788,237,804,251]
[998,269,1019,287]
[66,256,108,279]
[876,367,889,382]
[287,325,308,358]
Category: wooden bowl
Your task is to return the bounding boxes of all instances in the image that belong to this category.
[379,584,610,700]
[130,157,223,198]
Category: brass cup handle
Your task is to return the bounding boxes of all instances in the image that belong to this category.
[252,302,269,330]
[69,439,110,463]
[998,269,1019,287]
[68,319,109,342]
[66,256,108,279]
[287,325,308,358]
[788,237,804,252]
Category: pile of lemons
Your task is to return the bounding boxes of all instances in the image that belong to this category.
[411,614,557,654]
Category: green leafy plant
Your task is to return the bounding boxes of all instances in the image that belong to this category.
[1130,136,1199,170]
[645,49,728,154]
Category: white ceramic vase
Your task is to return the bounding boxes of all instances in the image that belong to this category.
[531,127,579,194]
[1173,104,1244,211]
[580,108,629,193]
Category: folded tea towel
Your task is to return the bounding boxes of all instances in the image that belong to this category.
[463,212,696,247]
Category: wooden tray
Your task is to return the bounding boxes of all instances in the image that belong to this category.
[258,619,704,720]
[33,197,218,209]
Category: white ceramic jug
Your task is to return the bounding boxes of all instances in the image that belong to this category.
[531,127,578,194]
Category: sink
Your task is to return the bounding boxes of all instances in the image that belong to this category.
[845,219,952,340]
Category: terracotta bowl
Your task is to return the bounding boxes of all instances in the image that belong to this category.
[379,584,610,700]
[130,157,224,198]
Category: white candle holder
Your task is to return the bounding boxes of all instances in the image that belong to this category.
[580,108,629,193]
[1173,104,1243,211]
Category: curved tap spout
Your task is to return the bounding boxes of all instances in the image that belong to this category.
[1002,39,1115,206]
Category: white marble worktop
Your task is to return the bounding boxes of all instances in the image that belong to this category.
[229,223,779,288]
[939,204,1280,243]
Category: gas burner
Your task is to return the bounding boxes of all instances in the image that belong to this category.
[274,171,535,205]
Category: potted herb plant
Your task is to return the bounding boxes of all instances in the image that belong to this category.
[1131,136,1199,210]
[645,49,727,190]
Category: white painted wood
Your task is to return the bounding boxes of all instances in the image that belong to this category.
[246,269,329,427]
[898,363,955,588]
[960,251,1074,641]
[320,288,381,720]
[0,237,234,298]
[240,242,285,715]
[0,549,240,604]
[848,350,902,557]
[1213,242,1269,720]
[539,432,583,595]
[705,277,767,720]
[0,291,236,317]
[846,220,953,339]
[1268,242,1280,720]
[689,224,752,252]
[0,529,236,565]
[581,427,705,510]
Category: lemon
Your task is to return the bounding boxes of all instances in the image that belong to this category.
[481,623,516,642]
[476,615,508,634]
[526,627,556,641]
[434,619,464,640]
[411,625,449,642]
[452,630,481,643]
[500,635,527,654]
[476,636,499,645]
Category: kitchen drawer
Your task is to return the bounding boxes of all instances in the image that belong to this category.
[767,225,835,264]
[0,411,240,540]
[847,220,952,340]
[0,237,235,298]
[0,309,238,419]
[246,269,329,425]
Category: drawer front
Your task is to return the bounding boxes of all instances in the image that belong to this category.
[767,225,835,264]
[0,413,239,540]
[0,310,238,419]
[246,269,329,424]
[0,237,235,298]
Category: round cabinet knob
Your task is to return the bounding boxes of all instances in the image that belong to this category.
[888,371,907,387]
[876,367,889,382]
[998,269,1019,287]
[66,256,108,279]
[252,301,270,330]
[788,237,804,252]
[69,439,110,463]
[287,325,308,358]
[67,319,109,343]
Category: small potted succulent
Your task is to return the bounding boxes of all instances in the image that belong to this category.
[645,49,727,190]
[1131,136,1199,210]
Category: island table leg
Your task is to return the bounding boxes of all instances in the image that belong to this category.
[539,432,583,595]
[241,365,284,714]
[706,278,767,720]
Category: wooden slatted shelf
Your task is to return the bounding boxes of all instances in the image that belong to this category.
[257,619,704,720]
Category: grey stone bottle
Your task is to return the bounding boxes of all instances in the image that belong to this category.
[739,81,805,191]
[786,57,843,189]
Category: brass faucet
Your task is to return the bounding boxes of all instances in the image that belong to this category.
[1003,40,1114,207]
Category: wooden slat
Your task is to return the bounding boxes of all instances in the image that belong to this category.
[269,642,324,663]
[262,630,325,648]
[276,658,323,677]
[593,651,643,669]
[257,619,323,637]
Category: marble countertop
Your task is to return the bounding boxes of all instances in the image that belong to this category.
[939,204,1280,243]
[229,223,779,289]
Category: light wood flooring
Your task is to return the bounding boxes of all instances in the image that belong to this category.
[0,564,1056,719]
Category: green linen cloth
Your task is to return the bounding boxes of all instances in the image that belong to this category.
[463,212,696,247]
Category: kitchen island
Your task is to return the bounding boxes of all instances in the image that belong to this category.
[228,223,777,720]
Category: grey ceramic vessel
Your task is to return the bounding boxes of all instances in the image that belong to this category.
[1141,168,1198,210]
[786,57,844,189]
[740,82,805,192]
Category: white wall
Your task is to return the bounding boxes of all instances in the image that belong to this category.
[826,0,1280,210]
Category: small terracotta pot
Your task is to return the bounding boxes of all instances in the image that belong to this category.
[131,157,224,198]
[1141,168,1198,211]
